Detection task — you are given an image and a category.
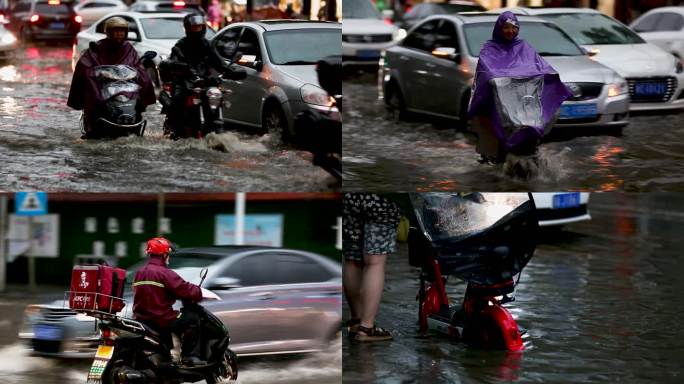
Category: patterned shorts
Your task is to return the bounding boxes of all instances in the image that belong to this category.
[343,193,400,262]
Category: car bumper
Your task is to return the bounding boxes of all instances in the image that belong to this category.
[19,332,99,359]
[28,27,78,40]
[343,41,396,66]
[556,93,630,128]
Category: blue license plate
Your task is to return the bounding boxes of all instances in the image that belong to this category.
[553,193,580,209]
[34,324,62,340]
[49,22,65,29]
[357,50,380,59]
[559,104,598,119]
[634,82,666,96]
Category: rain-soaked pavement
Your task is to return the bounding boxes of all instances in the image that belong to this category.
[0,287,341,384]
[0,44,338,191]
[343,72,684,191]
[343,193,684,383]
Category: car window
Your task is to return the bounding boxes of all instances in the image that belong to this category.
[36,2,71,14]
[631,14,661,32]
[221,253,333,286]
[435,19,459,51]
[263,28,341,65]
[656,13,684,31]
[342,0,381,20]
[140,17,186,39]
[237,27,260,60]
[12,2,30,12]
[214,27,242,60]
[463,21,583,57]
[540,13,644,45]
[402,19,440,52]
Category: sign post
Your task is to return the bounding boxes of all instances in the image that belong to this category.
[15,192,48,292]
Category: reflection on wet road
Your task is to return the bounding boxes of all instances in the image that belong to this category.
[0,44,338,191]
[343,72,684,191]
[343,193,684,383]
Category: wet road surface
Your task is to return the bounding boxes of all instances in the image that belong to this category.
[343,193,684,383]
[0,44,338,191]
[343,72,684,191]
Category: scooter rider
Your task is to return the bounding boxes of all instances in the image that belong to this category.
[67,17,156,139]
[132,237,205,366]
[165,14,234,135]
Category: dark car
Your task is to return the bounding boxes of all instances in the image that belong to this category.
[7,0,81,43]
[399,0,485,30]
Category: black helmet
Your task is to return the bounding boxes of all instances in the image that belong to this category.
[183,14,206,39]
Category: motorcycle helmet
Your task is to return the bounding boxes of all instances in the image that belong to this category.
[183,14,206,39]
[146,237,172,256]
[104,16,129,40]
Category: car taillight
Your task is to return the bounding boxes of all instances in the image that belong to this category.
[173,0,185,7]
[48,0,60,4]
[74,15,82,23]
[30,14,40,23]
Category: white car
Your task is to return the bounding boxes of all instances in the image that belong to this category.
[73,12,215,77]
[532,192,591,227]
[492,7,684,112]
[73,0,128,27]
[0,22,17,60]
[630,6,684,61]
[342,0,405,66]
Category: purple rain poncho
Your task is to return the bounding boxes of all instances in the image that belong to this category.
[467,12,572,152]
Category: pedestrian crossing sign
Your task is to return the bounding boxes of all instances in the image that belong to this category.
[15,192,47,216]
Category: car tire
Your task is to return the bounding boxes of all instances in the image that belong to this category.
[384,80,406,122]
[262,101,290,143]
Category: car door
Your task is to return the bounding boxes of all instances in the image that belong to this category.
[213,26,266,128]
[428,19,470,117]
[397,19,441,112]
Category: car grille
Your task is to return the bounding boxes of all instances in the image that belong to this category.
[565,82,603,101]
[537,205,588,222]
[343,34,392,43]
[41,308,77,323]
[626,77,677,103]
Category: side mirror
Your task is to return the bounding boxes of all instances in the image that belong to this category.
[208,277,241,290]
[431,47,460,62]
[237,54,262,71]
[127,31,140,42]
[581,47,599,57]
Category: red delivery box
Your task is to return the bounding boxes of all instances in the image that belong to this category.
[69,265,126,313]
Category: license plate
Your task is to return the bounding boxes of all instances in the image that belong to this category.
[49,22,65,29]
[553,193,580,209]
[634,82,666,96]
[34,324,62,340]
[357,50,380,59]
[559,104,598,119]
[87,345,115,383]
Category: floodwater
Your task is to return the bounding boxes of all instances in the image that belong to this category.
[343,193,684,383]
[0,44,338,191]
[343,72,684,191]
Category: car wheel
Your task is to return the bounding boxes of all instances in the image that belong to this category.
[262,101,290,143]
[384,80,406,122]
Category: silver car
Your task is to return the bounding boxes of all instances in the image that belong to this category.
[211,20,341,140]
[19,246,342,358]
[380,14,630,131]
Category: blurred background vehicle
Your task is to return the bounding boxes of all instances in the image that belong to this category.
[342,0,403,66]
[0,22,18,59]
[492,7,684,113]
[398,0,484,30]
[72,0,127,28]
[380,14,629,133]
[19,245,341,357]
[129,0,207,16]
[532,192,591,227]
[211,20,341,141]
[6,0,82,44]
[0,0,9,24]
[630,6,684,63]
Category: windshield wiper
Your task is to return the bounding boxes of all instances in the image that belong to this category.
[280,60,318,65]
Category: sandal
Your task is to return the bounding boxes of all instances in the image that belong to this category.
[345,318,361,339]
[353,325,393,342]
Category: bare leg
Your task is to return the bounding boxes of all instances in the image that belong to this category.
[343,259,364,320]
[359,253,387,329]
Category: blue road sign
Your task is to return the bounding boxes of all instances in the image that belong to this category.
[15,192,47,216]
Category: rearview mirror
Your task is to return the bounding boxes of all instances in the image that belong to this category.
[209,277,241,290]
[237,54,262,71]
[431,47,460,62]
[581,47,599,57]
[127,31,140,42]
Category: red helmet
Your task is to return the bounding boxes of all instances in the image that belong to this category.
[146,237,171,256]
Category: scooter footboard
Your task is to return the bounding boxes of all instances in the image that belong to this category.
[480,305,524,351]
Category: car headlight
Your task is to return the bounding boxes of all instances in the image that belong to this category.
[301,84,335,107]
[1,33,17,45]
[607,81,628,97]
[393,28,407,42]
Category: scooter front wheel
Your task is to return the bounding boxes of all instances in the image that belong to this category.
[207,349,238,384]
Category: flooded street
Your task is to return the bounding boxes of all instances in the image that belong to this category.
[0,44,338,191]
[343,72,684,191]
[343,193,684,383]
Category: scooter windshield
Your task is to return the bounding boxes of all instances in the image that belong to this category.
[94,65,141,100]
[410,193,531,244]
[490,76,544,132]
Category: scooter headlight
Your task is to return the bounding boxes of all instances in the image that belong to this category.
[206,87,222,108]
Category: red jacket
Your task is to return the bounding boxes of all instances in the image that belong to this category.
[132,257,202,329]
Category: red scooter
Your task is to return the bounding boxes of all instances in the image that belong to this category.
[408,193,538,351]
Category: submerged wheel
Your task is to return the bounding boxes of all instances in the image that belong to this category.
[384,81,406,122]
[263,102,289,143]
[207,349,238,384]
